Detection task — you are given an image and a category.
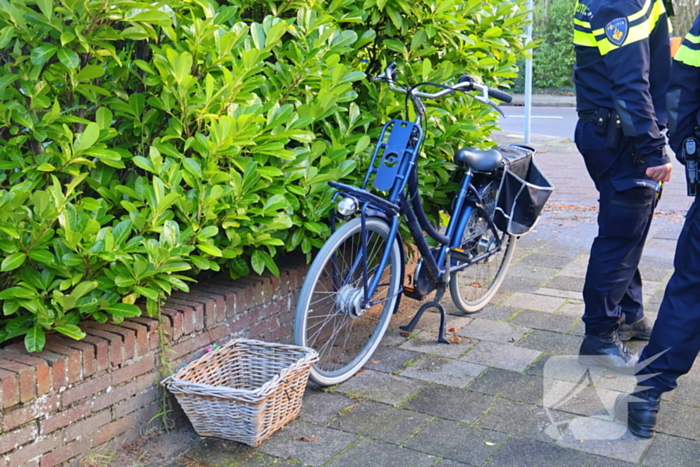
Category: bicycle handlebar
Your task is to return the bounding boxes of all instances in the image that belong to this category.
[376,62,513,105]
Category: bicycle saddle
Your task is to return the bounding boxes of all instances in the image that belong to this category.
[454,147,503,171]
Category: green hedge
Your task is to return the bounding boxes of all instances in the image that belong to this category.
[0,0,528,351]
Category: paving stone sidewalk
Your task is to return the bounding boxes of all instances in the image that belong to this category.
[114,133,699,466]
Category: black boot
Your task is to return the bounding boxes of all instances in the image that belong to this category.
[578,327,638,373]
[617,316,653,341]
[614,387,661,438]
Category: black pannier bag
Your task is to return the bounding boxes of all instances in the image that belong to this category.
[494,145,554,236]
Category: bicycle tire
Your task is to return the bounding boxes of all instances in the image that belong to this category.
[449,179,517,313]
[450,233,516,313]
[294,217,401,386]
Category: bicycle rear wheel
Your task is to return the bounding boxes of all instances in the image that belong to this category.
[294,217,401,386]
[450,181,517,313]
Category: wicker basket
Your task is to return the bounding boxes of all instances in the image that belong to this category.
[161,338,318,447]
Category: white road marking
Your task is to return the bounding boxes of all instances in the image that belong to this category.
[506,115,564,119]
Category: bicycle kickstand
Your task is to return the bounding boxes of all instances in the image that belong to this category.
[399,285,451,344]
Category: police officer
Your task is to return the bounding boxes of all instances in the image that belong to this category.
[573,0,674,372]
[615,11,700,439]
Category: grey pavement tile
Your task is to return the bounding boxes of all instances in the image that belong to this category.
[535,287,583,300]
[520,253,575,269]
[363,346,421,374]
[638,259,674,282]
[559,262,588,279]
[642,238,677,260]
[399,331,476,359]
[178,440,277,466]
[457,318,530,343]
[430,460,473,467]
[538,243,587,258]
[467,368,544,404]
[510,309,578,333]
[516,236,551,250]
[461,341,541,372]
[381,331,410,347]
[414,311,473,334]
[299,389,358,425]
[484,436,591,467]
[556,421,651,463]
[671,378,700,407]
[568,319,586,336]
[545,275,586,292]
[557,301,586,317]
[642,433,700,467]
[656,402,700,440]
[467,304,518,321]
[400,354,486,387]
[334,370,426,406]
[500,274,549,293]
[476,399,570,443]
[502,292,567,312]
[507,263,560,282]
[519,329,582,355]
[257,420,357,467]
[490,288,515,306]
[586,457,638,467]
[402,384,496,423]
[405,419,507,465]
[326,438,436,467]
[329,401,431,445]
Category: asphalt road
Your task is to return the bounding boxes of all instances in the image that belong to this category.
[499,106,577,139]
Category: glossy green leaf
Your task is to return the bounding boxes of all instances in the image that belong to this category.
[57,48,80,69]
[25,326,46,352]
[1,252,26,271]
[55,324,86,340]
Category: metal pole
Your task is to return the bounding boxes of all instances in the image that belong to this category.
[524,0,534,144]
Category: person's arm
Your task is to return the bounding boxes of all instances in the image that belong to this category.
[592,0,670,168]
[667,15,700,159]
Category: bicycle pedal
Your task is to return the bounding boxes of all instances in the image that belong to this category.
[450,247,472,263]
[402,286,424,300]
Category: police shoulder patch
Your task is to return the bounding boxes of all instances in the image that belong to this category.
[605,17,628,46]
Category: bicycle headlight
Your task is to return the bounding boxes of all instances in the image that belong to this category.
[337,197,358,217]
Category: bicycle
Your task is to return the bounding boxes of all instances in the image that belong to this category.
[294,62,551,386]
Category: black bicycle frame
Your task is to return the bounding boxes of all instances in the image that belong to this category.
[328,115,507,309]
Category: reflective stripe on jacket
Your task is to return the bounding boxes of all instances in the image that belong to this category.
[573,0,672,167]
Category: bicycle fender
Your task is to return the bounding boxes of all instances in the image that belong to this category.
[365,208,406,314]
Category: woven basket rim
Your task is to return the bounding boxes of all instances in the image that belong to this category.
[161,338,318,399]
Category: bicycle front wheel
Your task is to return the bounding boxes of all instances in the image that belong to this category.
[294,217,402,386]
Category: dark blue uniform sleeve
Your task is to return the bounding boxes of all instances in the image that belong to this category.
[667,14,700,158]
[591,0,670,167]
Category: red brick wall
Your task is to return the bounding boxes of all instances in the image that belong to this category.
[0,256,308,467]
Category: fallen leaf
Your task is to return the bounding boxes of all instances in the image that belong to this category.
[372,360,381,364]
[448,327,457,333]
[400,332,410,338]
[294,436,319,442]
[392,372,399,375]
[471,282,483,288]
[579,439,584,443]
[604,375,616,379]
[355,372,364,376]
[508,337,516,343]
[450,335,462,344]
[485,442,496,446]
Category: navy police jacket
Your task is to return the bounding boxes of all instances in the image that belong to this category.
[573,0,672,167]
[667,13,700,157]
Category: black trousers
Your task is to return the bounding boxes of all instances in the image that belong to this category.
[575,120,657,335]
[638,200,700,392]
